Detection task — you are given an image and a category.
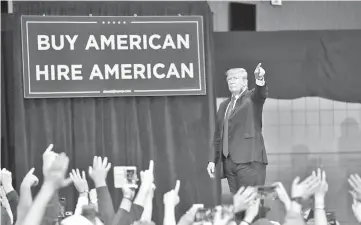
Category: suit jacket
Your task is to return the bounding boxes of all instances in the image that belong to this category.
[213,83,268,165]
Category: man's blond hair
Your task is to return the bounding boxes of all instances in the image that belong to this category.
[225,68,248,77]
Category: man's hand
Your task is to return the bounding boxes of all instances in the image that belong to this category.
[233,186,258,213]
[88,156,111,188]
[122,186,136,200]
[20,168,39,189]
[70,169,89,194]
[273,182,291,210]
[349,174,361,201]
[0,168,14,193]
[254,63,265,80]
[314,168,328,198]
[291,173,320,199]
[43,153,72,190]
[244,198,261,224]
[163,180,180,207]
[42,144,59,176]
[207,162,215,178]
[140,160,155,188]
[352,198,361,223]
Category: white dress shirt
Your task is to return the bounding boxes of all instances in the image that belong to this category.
[224,77,265,118]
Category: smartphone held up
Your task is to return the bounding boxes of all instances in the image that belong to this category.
[113,166,138,189]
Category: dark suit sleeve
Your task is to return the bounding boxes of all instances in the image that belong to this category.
[6,190,19,222]
[111,204,143,225]
[96,186,115,225]
[251,80,268,103]
[213,104,223,164]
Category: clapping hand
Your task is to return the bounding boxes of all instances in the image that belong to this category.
[244,197,261,223]
[349,174,361,201]
[273,182,291,210]
[314,168,328,198]
[352,198,361,223]
[291,173,320,199]
[233,186,258,213]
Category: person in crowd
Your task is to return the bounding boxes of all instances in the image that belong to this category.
[349,173,361,223]
[10,141,361,225]
[207,63,268,193]
[16,167,39,225]
[1,205,12,225]
[70,169,91,215]
[1,168,19,224]
[1,186,14,224]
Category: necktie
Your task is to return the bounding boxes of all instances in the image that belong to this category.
[223,96,237,157]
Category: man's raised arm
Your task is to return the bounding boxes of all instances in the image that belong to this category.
[252,63,268,102]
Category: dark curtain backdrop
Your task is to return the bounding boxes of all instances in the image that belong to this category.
[215,31,361,103]
[1,2,219,224]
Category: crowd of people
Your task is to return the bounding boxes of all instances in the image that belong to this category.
[1,144,361,225]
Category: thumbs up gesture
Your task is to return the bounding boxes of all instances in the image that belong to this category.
[254,63,265,80]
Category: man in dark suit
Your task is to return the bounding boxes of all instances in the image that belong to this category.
[207,63,268,193]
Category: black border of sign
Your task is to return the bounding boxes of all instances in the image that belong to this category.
[21,15,206,98]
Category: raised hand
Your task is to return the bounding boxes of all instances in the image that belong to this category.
[254,63,265,80]
[140,160,155,188]
[42,144,59,176]
[70,169,89,194]
[244,197,261,224]
[291,173,320,199]
[163,180,180,207]
[21,168,39,188]
[0,168,13,193]
[314,168,328,198]
[349,174,361,201]
[88,156,111,188]
[233,186,258,213]
[352,198,361,223]
[273,182,291,210]
[122,186,136,200]
[43,153,72,190]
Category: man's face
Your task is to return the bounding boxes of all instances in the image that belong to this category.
[227,72,247,93]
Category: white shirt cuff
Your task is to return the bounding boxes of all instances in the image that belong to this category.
[74,195,89,215]
[255,78,265,86]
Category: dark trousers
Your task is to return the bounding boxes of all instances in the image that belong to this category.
[223,157,266,194]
